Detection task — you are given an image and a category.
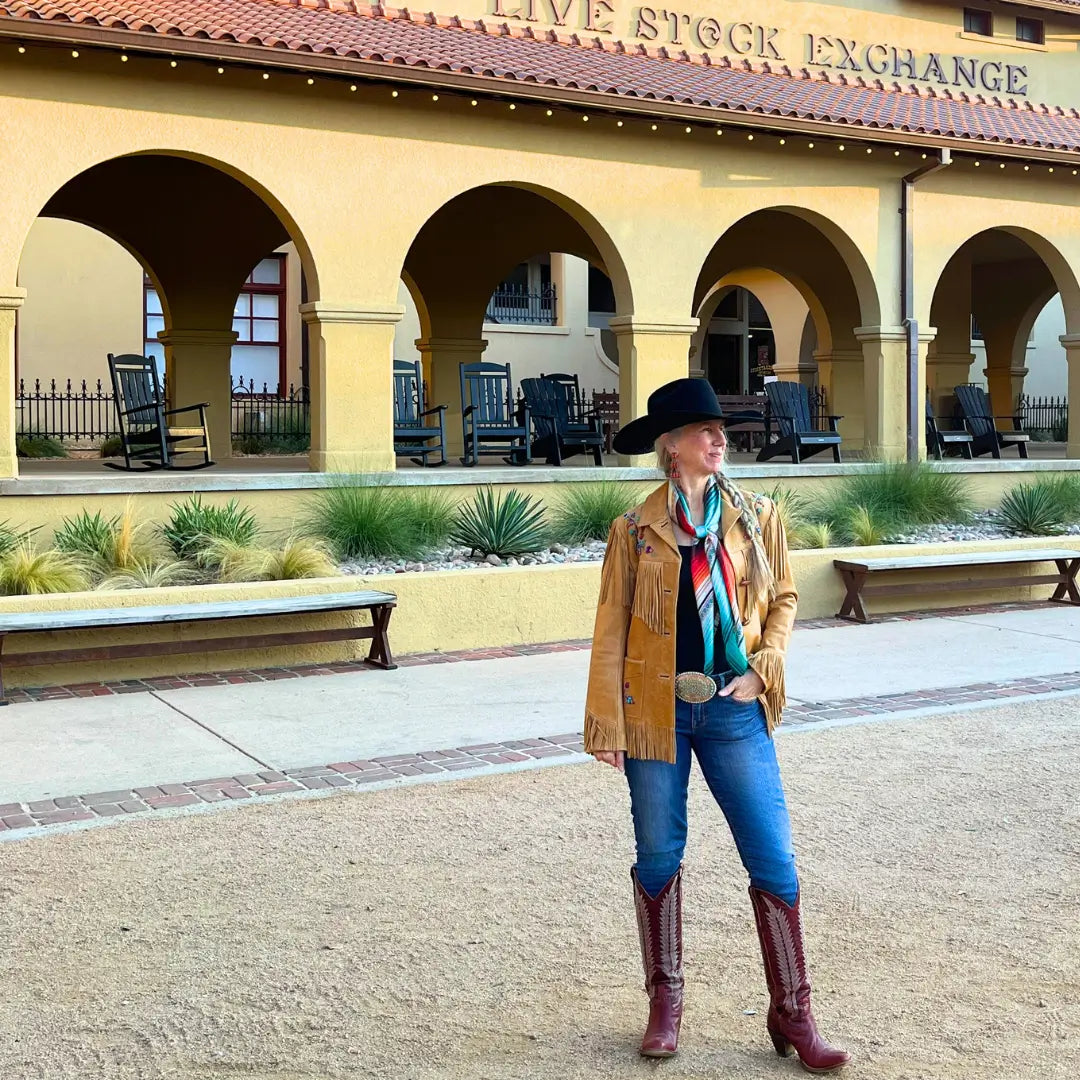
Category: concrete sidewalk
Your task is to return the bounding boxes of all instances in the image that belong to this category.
[2,604,1079,807]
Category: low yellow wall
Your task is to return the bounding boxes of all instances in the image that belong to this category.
[2,533,1078,688]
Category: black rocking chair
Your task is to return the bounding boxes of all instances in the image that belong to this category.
[926,398,973,460]
[459,361,531,466]
[953,383,1031,459]
[393,359,447,466]
[520,376,605,466]
[106,353,213,470]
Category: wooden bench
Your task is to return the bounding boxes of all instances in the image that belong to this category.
[834,549,1080,623]
[0,590,397,702]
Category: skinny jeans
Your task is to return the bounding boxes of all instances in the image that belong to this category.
[624,694,798,904]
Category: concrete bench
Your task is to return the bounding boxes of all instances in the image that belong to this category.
[833,549,1080,623]
[0,590,398,702]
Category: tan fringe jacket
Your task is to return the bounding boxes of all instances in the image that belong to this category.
[584,482,798,764]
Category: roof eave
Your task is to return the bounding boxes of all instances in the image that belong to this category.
[1,16,1077,165]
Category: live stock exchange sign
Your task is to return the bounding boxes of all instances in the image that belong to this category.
[490,0,1032,96]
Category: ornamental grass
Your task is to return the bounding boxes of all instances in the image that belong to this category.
[549,481,640,544]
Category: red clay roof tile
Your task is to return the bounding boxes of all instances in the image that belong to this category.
[1,0,1079,154]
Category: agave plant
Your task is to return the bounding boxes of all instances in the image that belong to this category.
[53,510,120,561]
[450,487,549,557]
[999,482,1070,536]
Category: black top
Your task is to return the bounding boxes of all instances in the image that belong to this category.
[676,544,706,675]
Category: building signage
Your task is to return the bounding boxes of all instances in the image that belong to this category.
[489,1,1032,96]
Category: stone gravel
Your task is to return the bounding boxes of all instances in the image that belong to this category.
[0,697,1076,1080]
[338,539,607,576]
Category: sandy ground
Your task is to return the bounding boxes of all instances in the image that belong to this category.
[0,699,1077,1080]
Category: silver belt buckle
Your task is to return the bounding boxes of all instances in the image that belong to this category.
[674,671,717,704]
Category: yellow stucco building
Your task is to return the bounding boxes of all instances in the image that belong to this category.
[2,0,1080,478]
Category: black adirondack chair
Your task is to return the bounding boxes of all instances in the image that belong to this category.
[539,372,587,424]
[106,353,213,470]
[459,361,532,466]
[520,377,605,466]
[393,359,446,466]
[926,398,973,460]
[953,383,1030,458]
[756,380,843,464]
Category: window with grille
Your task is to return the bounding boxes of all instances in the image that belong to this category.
[144,254,287,392]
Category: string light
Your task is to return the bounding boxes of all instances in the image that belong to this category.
[1000,163,1006,169]
[472,100,479,107]
[261,72,269,79]
[306,78,314,85]
[866,147,872,154]
[1074,170,1078,175]
[546,109,552,116]
[617,120,623,127]
[431,93,439,101]
[685,126,692,133]
[217,67,224,74]
[350,84,357,91]
[171,60,179,68]
[121,54,128,62]
[582,115,589,122]
[715,128,723,136]
[808,142,815,149]
[893,150,900,156]
[921,152,927,159]
[838,143,845,151]
[17,46,25,54]
[651,124,658,131]
[508,103,516,110]
[1023,164,1030,171]
[71,50,79,58]
[779,138,786,145]
[747,133,754,141]
[391,90,398,97]
[974,160,981,167]
[1049,167,1055,173]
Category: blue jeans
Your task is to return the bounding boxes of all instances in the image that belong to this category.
[624,695,798,905]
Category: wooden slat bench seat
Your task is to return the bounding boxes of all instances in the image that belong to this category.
[0,590,397,702]
[833,549,1080,623]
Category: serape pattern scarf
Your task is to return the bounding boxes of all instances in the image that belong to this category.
[671,479,749,677]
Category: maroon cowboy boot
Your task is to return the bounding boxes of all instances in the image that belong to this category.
[749,887,850,1073]
[631,867,684,1058]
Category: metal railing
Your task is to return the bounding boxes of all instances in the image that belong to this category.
[1018,393,1068,439]
[485,284,558,326]
[15,377,311,447]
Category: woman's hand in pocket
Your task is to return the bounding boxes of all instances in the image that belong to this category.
[717,670,766,702]
[593,751,625,774]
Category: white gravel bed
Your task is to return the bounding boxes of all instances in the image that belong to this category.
[338,539,607,575]
[889,509,1080,545]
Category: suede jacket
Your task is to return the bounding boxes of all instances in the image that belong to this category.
[584,482,798,764]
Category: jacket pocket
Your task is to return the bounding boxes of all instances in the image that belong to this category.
[622,657,646,721]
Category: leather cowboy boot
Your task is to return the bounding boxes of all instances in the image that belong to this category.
[748,887,850,1073]
[632,866,683,1058]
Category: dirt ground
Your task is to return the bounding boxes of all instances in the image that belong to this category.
[0,697,1077,1080]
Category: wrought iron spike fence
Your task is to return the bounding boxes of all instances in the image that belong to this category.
[1017,394,1068,439]
[16,377,311,445]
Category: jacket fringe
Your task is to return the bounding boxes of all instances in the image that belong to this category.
[749,648,787,736]
[626,720,677,765]
[598,521,634,608]
[762,501,791,585]
[632,561,665,635]
[584,708,626,754]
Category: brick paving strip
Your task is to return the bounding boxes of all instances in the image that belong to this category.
[2,660,1078,837]
[0,599,1049,704]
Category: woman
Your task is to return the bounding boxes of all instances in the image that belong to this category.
[585,377,848,1072]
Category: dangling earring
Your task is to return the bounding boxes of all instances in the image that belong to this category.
[669,450,680,479]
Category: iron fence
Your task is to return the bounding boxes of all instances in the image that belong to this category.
[15,376,311,447]
[1017,393,1068,439]
[485,284,558,325]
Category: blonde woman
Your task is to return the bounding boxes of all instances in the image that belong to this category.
[585,378,848,1071]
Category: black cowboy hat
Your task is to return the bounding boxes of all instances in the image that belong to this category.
[613,377,758,456]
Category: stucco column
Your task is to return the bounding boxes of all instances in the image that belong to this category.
[926,351,975,419]
[0,287,26,479]
[609,317,697,462]
[301,302,402,473]
[983,362,1028,420]
[414,337,488,461]
[1059,334,1080,459]
[855,325,935,461]
[812,349,865,450]
[157,328,237,466]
